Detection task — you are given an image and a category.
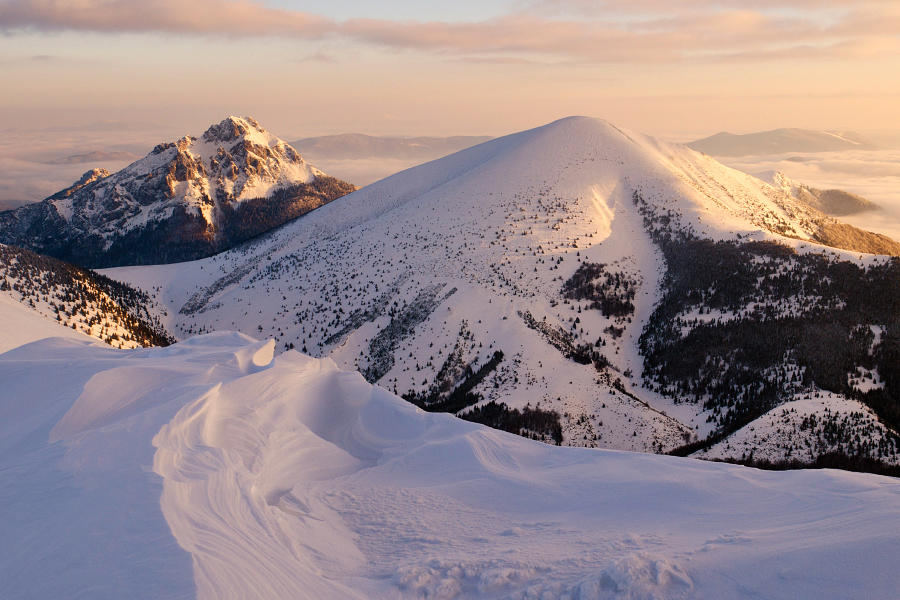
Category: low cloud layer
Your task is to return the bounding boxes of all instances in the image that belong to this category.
[0,155,135,204]
[0,124,163,205]
[724,150,900,243]
[1,0,898,63]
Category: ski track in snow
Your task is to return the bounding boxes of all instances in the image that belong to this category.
[2,332,900,599]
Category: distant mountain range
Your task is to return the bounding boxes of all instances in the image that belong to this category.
[0,117,356,268]
[688,128,879,156]
[46,150,141,165]
[288,133,494,161]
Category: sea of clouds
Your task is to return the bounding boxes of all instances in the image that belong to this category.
[0,124,171,210]
[717,150,900,242]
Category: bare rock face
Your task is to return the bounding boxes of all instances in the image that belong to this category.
[0,117,356,268]
[202,115,259,144]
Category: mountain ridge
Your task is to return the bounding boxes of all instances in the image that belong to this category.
[757,170,880,216]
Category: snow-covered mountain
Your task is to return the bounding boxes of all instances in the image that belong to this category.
[105,116,900,467]
[3,116,900,599]
[687,128,879,156]
[0,117,356,268]
[2,332,899,599]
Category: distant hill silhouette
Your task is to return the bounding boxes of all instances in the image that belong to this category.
[46,150,141,165]
[289,133,493,161]
[688,128,878,156]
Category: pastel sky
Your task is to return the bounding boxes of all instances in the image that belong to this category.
[1,0,900,140]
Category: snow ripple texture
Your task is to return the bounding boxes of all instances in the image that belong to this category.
[2,332,900,599]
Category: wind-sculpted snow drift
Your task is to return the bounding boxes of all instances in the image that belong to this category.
[2,332,899,599]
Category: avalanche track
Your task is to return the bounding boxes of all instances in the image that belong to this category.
[2,332,899,599]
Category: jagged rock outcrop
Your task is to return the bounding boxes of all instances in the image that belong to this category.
[0,117,356,268]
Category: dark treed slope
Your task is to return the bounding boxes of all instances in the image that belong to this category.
[0,117,356,268]
[0,244,173,348]
[632,191,900,466]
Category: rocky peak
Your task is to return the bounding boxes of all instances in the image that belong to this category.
[175,136,197,152]
[202,116,263,145]
[0,116,356,268]
[48,168,111,200]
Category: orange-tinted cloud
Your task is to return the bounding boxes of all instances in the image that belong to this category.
[1,0,898,63]
[0,0,332,37]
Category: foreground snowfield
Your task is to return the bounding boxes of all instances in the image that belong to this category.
[2,332,899,599]
[0,290,89,353]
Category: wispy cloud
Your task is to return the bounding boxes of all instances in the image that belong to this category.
[1,0,898,63]
[0,0,332,37]
[300,52,338,64]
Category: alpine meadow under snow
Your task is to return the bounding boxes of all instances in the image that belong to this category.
[2,116,900,599]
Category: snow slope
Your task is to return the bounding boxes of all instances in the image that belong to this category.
[0,289,89,352]
[1,332,899,599]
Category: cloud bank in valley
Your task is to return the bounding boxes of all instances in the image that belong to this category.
[724,150,900,242]
[0,124,165,205]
